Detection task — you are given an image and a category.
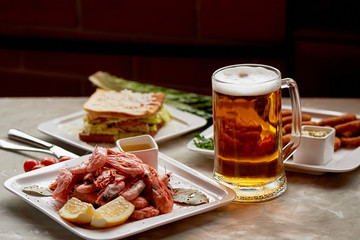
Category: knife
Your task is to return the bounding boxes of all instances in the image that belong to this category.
[6,129,79,159]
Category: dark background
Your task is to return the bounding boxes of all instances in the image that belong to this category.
[0,0,359,97]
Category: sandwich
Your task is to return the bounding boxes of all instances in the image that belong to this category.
[79,88,171,143]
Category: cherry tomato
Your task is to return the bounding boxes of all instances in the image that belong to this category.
[32,164,45,170]
[40,156,57,166]
[59,156,72,162]
[23,159,40,172]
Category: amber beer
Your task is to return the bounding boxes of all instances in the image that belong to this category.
[212,64,301,202]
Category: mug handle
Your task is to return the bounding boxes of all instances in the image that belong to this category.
[281,78,302,161]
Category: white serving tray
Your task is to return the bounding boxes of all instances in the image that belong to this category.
[4,152,236,240]
[187,106,360,175]
[38,105,207,152]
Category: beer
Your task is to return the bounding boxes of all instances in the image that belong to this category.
[213,89,283,186]
[212,64,296,202]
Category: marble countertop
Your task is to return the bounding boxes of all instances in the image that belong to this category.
[1,97,360,240]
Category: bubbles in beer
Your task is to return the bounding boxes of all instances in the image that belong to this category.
[213,66,280,96]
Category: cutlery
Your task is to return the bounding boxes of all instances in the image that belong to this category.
[0,129,79,159]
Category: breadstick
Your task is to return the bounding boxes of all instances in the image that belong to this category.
[340,136,360,147]
[282,116,293,126]
[318,114,357,127]
[334,120,360,134]
[282,133,291,146]
[334,137,341,151]
[282,110,292,117]
[282,114,312,126]
[282,121,318,134]
[340,129,360,138]
[282,124,292,134]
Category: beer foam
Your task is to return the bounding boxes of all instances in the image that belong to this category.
[213,66,280,96]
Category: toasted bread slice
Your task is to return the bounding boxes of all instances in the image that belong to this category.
[83,89,165,119]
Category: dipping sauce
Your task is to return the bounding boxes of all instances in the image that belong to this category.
[120,143,153,152]
[302,130,328,138]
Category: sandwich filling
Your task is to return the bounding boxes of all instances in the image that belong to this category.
[79,89,171,143]
[82,106,171,140]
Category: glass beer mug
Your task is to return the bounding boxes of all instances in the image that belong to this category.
[212,64,302,202]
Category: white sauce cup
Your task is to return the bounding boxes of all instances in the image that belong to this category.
[293,125,335,165]
[116,135,158,170]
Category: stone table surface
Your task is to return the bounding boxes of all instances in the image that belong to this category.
[0,97,360,240]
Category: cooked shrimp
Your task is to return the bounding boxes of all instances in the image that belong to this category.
[86,145,108,172]
[75,183,100,193]
[109,149,144,164]
[72,190,98,205]
[107,155,144,175]
[52,169,73,203]
[69,159,89,174]
[94,167,118,188]
[48,179,58,190]
[158,172,172,185]
[83,172,95,183]
[120,179,146,201]
[95,179,126,205]
[130,196,150,209]
[143,165,173,213]
[159,172,173,194]
[131,206,160,220]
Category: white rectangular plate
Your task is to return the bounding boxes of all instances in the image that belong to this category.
[187,106,360,175]
[4,152,236,240]
[38,105,207,152]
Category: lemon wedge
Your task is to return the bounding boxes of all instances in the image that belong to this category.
[59,197,95,224]
[90,196,135,228]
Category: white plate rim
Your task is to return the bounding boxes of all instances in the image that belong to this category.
[187,106,360,175]
[4,152,236,240]
[38,104,207,152]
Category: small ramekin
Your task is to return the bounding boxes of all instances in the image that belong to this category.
[293,125,335,165]
[116,135,158,170]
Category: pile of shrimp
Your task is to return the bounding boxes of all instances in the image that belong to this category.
[49,146,173,220]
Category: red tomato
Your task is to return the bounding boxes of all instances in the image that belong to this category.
[59,156,72,162]
[32,164,45,170]
[41,156,57,166]
[23,159,40,172]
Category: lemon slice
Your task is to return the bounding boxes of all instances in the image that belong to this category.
[90,196,135,228]
[59,197,95,224]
